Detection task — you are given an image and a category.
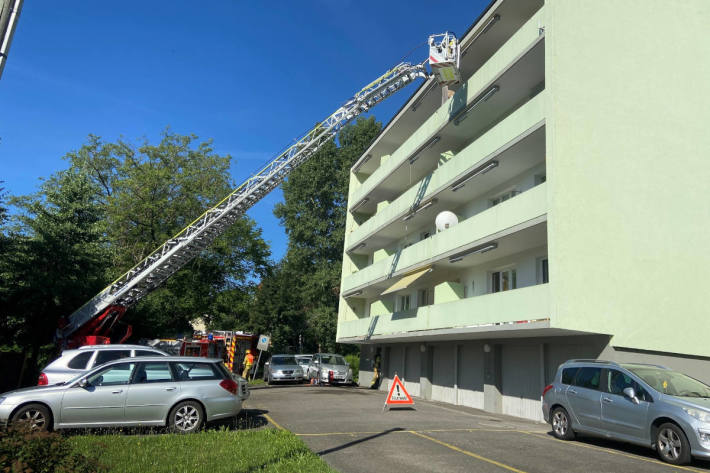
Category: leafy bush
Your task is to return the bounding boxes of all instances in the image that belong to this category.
[0,424,102,473]
[345,353,359,384]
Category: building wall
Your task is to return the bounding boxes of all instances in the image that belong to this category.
[545,0,710,356]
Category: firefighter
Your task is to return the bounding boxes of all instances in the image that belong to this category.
[242,349,254,378]
[370,352,381,389]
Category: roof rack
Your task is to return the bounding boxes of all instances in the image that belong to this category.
[566,359,619,366]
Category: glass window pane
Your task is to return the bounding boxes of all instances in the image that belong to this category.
[89,363,135,386]
[502,271,509,291]
[542,259,549,283]
[561,367,579,385]
[573,367,601,390]
[171,362,221,381]
[68,352,93,370]
[135,362,173,383]
[95,350,131,366]
[492,272,500,293]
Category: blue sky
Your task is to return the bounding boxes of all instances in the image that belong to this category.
[0,0,488,262]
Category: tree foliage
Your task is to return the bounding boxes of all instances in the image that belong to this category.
[250,117,381,353]
[1,130,272,387]
[62,130,271,338]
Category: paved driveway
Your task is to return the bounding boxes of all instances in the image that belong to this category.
[246,384,710,473]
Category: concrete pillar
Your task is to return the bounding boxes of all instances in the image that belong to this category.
[483,342,502,413]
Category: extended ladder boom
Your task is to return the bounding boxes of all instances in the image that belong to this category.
[63,33,460,342]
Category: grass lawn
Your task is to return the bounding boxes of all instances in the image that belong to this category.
[69,428,336,473]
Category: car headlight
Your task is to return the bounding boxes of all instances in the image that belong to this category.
[683,407,710,423]
[321,368,329,375]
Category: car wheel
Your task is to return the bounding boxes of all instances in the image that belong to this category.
[169,401,203,433]
[550,407,575,440]
[11,404,51,432]
[656,422,691,465]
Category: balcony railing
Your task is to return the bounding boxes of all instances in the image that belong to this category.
[342,182,548,294]
[337,283,550,341]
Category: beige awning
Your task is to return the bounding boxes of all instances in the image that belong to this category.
[380,266,432,296]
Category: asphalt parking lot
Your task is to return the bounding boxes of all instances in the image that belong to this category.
[245,384,710,473]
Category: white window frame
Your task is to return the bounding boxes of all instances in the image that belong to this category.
[490,267,517,293]
[398,294,411,311]
[537,257,549,284]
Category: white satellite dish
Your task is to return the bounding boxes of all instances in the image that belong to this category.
[435,211,458,232]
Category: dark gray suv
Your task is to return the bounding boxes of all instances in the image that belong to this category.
[542,359,710,465]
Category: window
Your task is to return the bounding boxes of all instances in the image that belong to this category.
[420,231,431,241]
[491,269,516,293]
[271,356,298,366]
[399,295,411,311]
[134,362,173,383]
[572,367,601,390]
[417,289,429,307]
[542,259,549,284]
[489,190,520,207]
[171,362,222,381]
[68,352,93,370]
[561,367,579,385]
[88,362,136,386]
[94,350,131,366]
[605,369,651,402]
[135,350,165,357]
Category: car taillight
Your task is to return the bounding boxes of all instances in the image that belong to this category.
[219,378,238,395]
[37,373,48,386]
[542,384,554,397]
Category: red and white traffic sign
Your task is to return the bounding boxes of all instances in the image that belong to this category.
[384,374,414,409]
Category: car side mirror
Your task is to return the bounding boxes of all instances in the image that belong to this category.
[78,378,90,388]
[623,387,640,404]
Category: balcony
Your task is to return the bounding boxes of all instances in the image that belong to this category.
[337,283,550,342]
[349,7,545,215]
[345,92,545,254]
[341,182,548,295]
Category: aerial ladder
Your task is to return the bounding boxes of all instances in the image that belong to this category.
[59,32,461,348]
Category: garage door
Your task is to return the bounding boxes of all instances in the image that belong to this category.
[432,345,455,404]
[403,345,420,397]
[458,343,484,409]
[501,344,543,421]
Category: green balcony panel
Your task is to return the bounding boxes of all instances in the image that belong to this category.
[350,7,545,207]
[435,281,465,304]
[342,182,548,294]
[337,284,550,341]
[347,93,545,250]
[370,299,394,317]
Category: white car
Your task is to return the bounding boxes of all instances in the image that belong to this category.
[38,344,168,386]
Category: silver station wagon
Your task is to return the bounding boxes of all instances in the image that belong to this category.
[543,359,710,465]
[0,356,249,433]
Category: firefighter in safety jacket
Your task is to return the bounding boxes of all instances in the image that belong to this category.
[242,349,254,378]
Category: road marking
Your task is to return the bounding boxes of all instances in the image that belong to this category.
[263,413,285,431]
[409,430,529,473]
[516,431,707,473]
[295,427,520,437]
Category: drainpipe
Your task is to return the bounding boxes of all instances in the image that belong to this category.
[0,0,23,80]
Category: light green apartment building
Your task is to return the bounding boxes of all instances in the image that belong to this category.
[337,0,710,421]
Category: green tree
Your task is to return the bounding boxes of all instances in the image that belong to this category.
[63,130,271,338]
[253,117,381,353]
[2,170,110,384]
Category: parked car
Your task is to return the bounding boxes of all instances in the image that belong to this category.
[542,359,710,465]
[1,356,248,432]
[307,353,352,385]
[263,354,304,384]
[38,344,168,386]
[295,354,312,379]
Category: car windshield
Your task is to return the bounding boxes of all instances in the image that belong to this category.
[625,366,710,398]
[322,355,346,366]
[295,356,311,363]
[271,356,297,366]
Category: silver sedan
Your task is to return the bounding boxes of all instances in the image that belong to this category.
[264,355,304,384]
[0,356,249,432]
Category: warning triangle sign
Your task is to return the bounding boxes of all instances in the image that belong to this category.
[385,374,414,406]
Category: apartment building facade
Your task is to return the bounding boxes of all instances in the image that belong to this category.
[336,0,710,421]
